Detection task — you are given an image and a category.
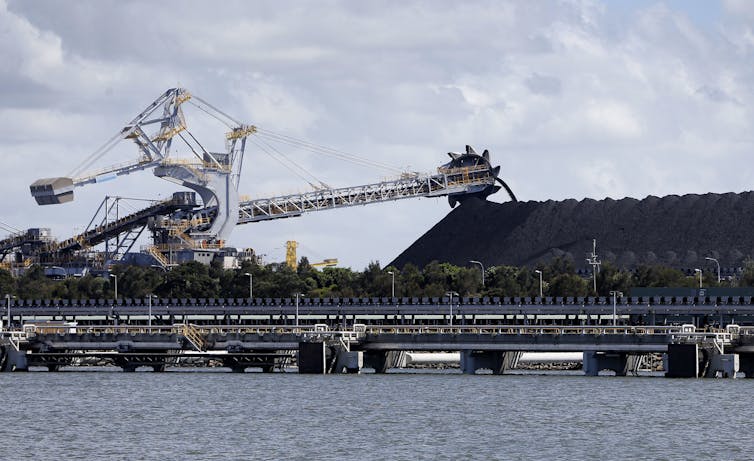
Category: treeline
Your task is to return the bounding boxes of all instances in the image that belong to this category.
[2,257,754,301]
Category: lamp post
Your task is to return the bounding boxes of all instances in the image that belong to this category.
[534,270,543,300]
[4,294,12,331]
[469,260,484,287]
[387,271,395,299]
[109,273,118,301]
[446,291,458,327]
[295,293,305,328]
[609,290,623,326]
[147,294,156,328]
[244,272,253,299]
[694,268,702,288]
[705,257,721,284]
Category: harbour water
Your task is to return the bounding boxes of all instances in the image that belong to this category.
[2,370,752,460]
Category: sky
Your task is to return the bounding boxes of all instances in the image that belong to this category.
[1,0,754,270]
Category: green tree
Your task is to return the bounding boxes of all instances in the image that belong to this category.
[397,264,423,297]
[633,265,692,288]
[115,265,165,298]
[319,267,358,297]
[483,266,522,298]
[16,265,54,299]
[0,268,16,297]
[258,263,305,298]
[596,262,634,295]
[547,273,590,297]
[157,261,219,298]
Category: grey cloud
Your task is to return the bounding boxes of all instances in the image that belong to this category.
[695,85,741,104]
[525,73,562,96]
[1,0,754,269]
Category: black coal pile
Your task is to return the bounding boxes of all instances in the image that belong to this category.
[391,192,754,270]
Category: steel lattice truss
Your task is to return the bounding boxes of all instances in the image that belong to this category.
[238,166,495,223]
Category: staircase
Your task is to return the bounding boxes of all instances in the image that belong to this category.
[164,216,210,247]
[146,245,170,268]
[180,324,206,351]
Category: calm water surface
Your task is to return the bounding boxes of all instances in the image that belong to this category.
[1,370,752,460]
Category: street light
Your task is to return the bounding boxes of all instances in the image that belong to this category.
[446,291,458,327]
[294,293,305,328]
[387,271,395,299]
[694,268,702,288]
[244,272,253,299]
[705,257,721,284]
[609,291,623,326]
[534,270,543,300]
[469,260,485,287]
[147,294,157,328]
[4,294,13,331]
[109,273,118,301]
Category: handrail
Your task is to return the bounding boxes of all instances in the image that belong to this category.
[20,323,724,337]
[1,330,28,351]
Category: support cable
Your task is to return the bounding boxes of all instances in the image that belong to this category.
[254,137,329,189]
[248,138,322,190]
[256,129,403,174]
[188,97,240,128]
[68,131,123,178]
[0,220,22,235]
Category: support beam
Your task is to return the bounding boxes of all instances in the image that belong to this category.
[460,350,521,375]
[583,351,630,376]
[363,350,404,373]
[1,348,28,372]
[705,353,739,378]
[298,341,327,374]
[738,353,754,378]
[665,344,699,378]
[332,350,363,374]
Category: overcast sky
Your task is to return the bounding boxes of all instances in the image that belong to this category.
[2,0,754,269]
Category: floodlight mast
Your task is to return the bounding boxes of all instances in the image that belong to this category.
[586,239,601,294]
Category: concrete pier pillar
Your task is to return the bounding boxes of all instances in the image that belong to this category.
[363,351,404,373]
[705,353,739,378]
[583,352,629,376]
[332,350,363,374]
[113,356,137,372]
[460,350,521,375]
[665,344,699,378]
[298,341,327,374]
[737,354,754,378]
[1,349,28,372]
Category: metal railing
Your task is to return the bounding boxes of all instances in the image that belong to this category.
[177,323,207,351]
[1,330,28,351]
[19,323,725,338]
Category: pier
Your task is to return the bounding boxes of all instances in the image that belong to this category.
[1,322,751,378]
[3,295,754,377]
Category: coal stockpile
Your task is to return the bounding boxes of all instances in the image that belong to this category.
[391,192,754,270]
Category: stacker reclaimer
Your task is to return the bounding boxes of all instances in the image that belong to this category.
[21,88,517,268]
